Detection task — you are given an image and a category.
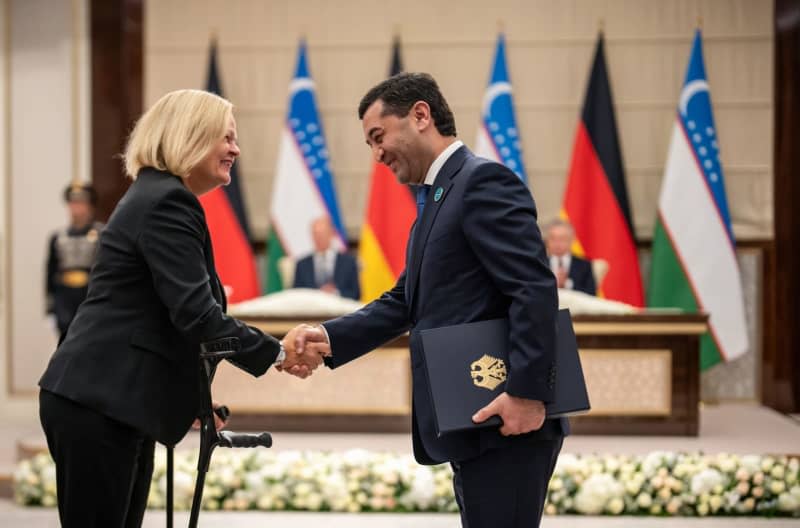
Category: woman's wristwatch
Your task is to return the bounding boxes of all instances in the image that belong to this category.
[274,341,287,366]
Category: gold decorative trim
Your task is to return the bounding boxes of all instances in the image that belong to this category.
[574,322,707,335]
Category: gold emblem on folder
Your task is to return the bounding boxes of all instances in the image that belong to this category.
[470,354,507,390]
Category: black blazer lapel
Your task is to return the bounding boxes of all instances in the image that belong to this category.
[407,146,470,306]
[204,232,226,312]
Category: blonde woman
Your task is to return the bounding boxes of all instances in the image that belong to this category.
[39,89,321,527]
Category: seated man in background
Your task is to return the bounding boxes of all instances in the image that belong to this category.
[293,216,360,300]
[544,218,596,296]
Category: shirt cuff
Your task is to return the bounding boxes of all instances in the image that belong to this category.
[317,323,332,352]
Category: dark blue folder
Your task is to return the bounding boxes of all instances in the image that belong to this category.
[419,309,590,436]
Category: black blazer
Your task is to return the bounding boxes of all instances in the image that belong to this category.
[323,147,566,465]
[293,252,360,300]
[568,255,597,296]
[39,168,279,446]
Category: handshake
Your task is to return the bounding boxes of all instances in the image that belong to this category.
[276,324,331,379]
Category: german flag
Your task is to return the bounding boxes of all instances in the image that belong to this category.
[358,37,417,302]
[199,38,260,302]
[562,32,643,306]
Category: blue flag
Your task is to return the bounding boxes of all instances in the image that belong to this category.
[678,29,734,242]
[474,33,527,182]
[284,40,346,241]
[267,40,346,292]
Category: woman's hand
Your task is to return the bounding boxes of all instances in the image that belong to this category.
[192,400,228,431]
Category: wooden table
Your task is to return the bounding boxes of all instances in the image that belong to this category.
[216,313,706,436]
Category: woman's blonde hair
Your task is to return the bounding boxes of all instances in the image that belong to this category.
[123,89,233,179]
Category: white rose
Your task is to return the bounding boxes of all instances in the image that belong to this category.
[306,492,323,511]
[256,496,274,510]
[636,492,652,509]
[605,457,621,473]
[717,456,737,474]
[771,480,786,494]
[778,491,800,512]
[606,497,625,515]
[625,479,642,496]
[740,455,761,473]
[573,474,623,515]
[697,502,709,516]
[709,495,723,512]
[771,465,786,480]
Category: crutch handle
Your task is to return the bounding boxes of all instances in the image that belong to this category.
[218,431,273,448]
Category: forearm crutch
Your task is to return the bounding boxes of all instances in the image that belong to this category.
[166,338,273,528]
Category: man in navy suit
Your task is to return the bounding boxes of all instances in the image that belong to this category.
[286,73,565,527]
[544,219,597,296]
[292,216,360,300]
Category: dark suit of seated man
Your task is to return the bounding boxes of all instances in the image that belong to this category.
[293,216,360,300]
[544,219,597,296]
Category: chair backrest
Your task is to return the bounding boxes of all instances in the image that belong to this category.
[591,258,609,287]
[278,256,296,290]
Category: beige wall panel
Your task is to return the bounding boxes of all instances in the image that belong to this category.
[146,0,774,241]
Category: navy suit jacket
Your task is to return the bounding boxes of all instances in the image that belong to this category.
[569,255,597,296]
[323,146,567,465]
[293,252,360,300]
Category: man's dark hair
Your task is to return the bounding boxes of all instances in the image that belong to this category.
[358,72,457,137]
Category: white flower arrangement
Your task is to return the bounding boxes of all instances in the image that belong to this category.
[546,452,800,517]
[13,449,800,517]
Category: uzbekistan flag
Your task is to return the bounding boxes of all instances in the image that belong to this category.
[474,33,527,181]
[265,40,346,293]
[648,30,749,369]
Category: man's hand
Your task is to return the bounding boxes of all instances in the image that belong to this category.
[319,283,337,294]
[293,324,330,356]
[472,393,546,436]
[277,324,330,379]
[555,267,568,289]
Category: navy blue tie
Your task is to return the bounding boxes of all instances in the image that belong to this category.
[416,185,430,219]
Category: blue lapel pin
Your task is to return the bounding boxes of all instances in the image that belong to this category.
[433,187,444,202]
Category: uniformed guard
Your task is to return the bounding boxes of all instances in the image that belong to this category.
[45,182,104,341]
